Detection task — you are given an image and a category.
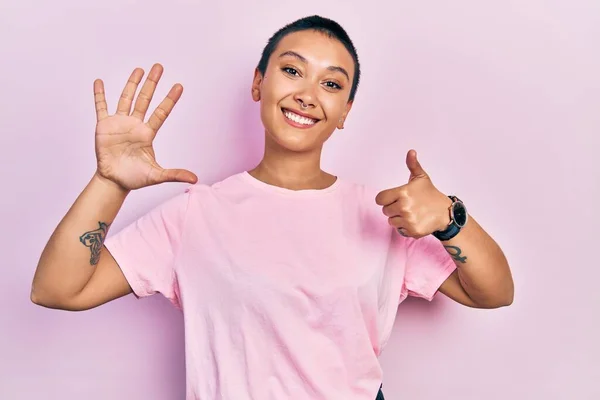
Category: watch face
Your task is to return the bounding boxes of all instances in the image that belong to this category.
[452,202,468,227]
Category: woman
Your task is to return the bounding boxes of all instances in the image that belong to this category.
[31,15,514,400]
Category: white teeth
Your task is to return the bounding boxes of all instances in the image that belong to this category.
[284,110,317,125]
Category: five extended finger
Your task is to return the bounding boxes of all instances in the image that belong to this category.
[146,83,184,134]
[131,63,164,120]
[151,167,198,185]
[116,68,144,116]
[93,79,109,121]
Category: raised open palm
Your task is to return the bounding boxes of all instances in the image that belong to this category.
[94,63,197,190]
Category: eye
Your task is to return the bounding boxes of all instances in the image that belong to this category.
[282,67,299,76]
[324,81,342,90]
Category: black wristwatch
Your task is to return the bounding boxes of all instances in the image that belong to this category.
[432,196,468,241]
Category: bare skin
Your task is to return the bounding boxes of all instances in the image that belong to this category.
[248,30,353,191]
[31,64,196,311]
[32,29,513,312]
[250,30,513,308]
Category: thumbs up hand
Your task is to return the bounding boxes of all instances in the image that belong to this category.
[375,150,452,238]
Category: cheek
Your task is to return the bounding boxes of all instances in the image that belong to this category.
[321,99,346,122]
[261,73,291,103]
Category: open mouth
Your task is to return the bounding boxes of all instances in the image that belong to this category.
[281,108,319,126]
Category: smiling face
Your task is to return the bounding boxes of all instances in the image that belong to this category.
[252,29,355,153]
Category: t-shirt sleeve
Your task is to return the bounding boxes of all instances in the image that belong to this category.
[403,234,457,301]
[103,188,192,309]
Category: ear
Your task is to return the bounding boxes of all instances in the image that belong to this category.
[251,68,263,102]
[337,100,353,130]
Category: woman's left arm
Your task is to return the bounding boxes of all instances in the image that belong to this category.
[376,149,514,309]
[437,213,514,309]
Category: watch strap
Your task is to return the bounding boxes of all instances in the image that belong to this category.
[432,222,461,241]
[432,195,463,241]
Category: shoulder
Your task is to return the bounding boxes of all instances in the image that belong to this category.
[183,172,245,196]
[180,172,255,211]
[335,176,392,230]
[336,176,384,210]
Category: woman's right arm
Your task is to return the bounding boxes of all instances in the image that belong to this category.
[31,63,197,311]
[31,173,132,311]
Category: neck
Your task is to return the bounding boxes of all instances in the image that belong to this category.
[247,135,336,191]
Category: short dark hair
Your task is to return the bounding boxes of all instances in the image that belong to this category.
[257,15,361,102]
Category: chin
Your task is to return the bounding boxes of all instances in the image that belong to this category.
[268,129,321,153]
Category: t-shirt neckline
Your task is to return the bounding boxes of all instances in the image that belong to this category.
[239,171,341,197]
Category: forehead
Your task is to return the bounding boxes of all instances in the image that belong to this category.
[271,30,355,78]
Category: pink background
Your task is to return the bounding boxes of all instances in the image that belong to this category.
[1,1,599,399]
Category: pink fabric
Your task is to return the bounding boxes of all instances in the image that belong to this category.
[104,172,456,400]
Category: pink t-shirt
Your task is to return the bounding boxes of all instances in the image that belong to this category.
[104,171,456,400]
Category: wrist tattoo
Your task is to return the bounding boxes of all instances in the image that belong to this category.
[444,245,467,264]
[79,221,110,266]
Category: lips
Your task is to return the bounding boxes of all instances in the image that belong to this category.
[281,108,320,126]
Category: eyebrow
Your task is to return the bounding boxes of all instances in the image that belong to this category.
[278,50,350,82]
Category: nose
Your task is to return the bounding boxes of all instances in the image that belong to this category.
[293,87,317,109]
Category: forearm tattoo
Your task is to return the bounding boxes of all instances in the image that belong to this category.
[444,245,467,264]
[79,222,110,266]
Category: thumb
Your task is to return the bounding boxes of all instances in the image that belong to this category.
[406,149,427,179]
[152,167,199,185]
